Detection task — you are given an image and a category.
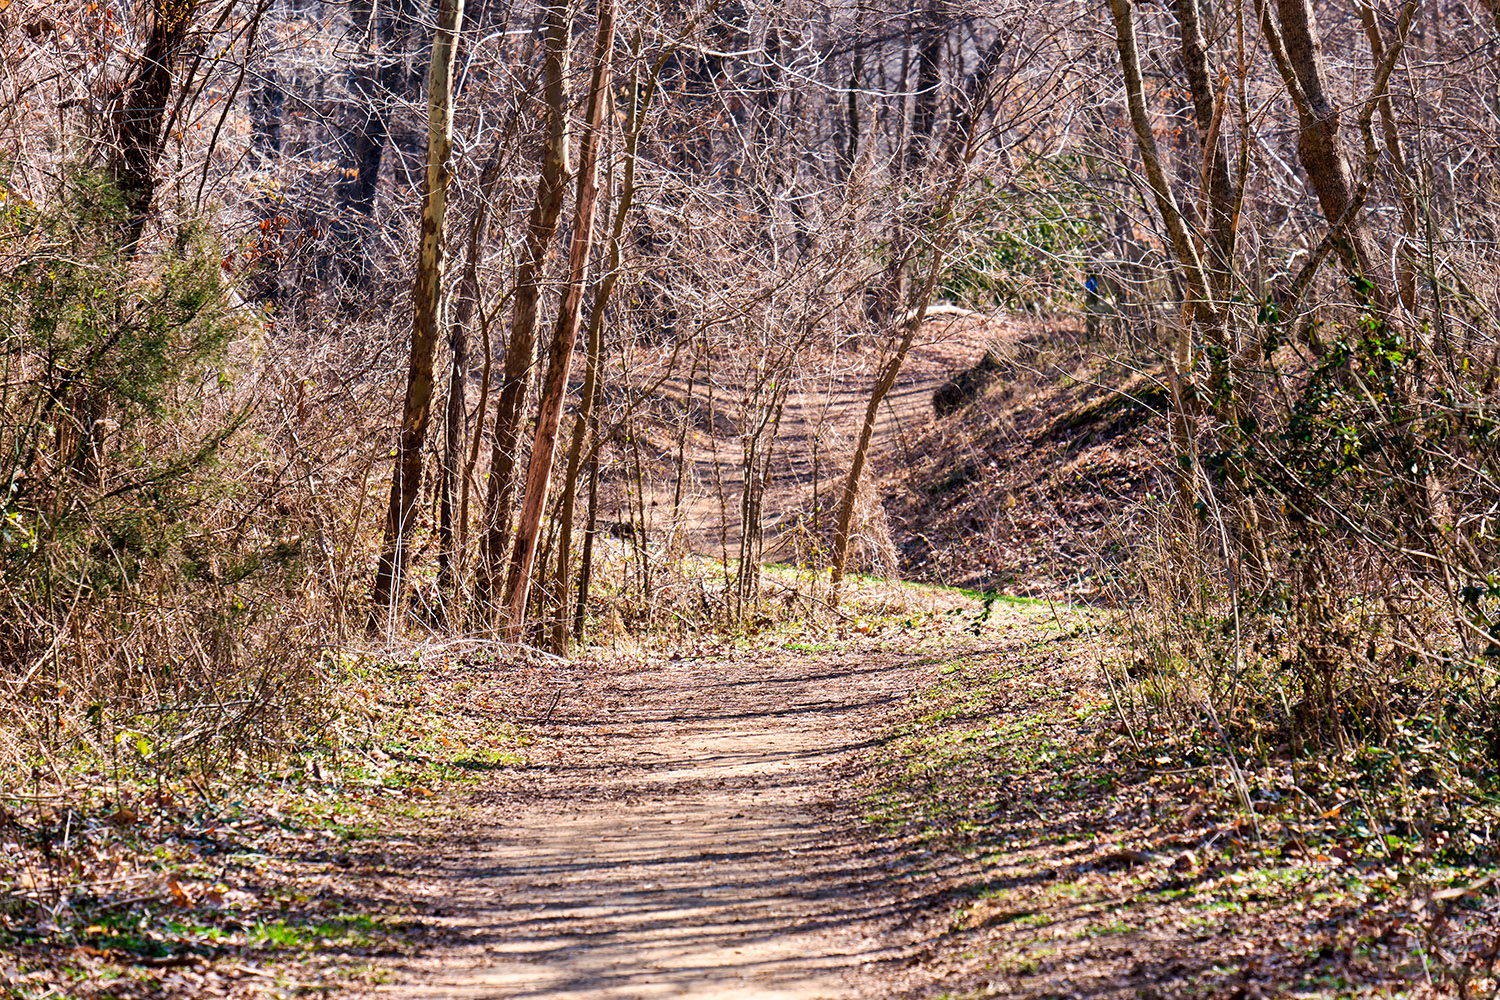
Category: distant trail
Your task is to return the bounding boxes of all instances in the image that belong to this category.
[373,647,940,999]
[650,314,1001,556]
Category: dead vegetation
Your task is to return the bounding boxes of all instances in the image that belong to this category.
[855,613,1497,1000]
[882,321,1164,601]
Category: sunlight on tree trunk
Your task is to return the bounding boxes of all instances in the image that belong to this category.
[369,0,465,625]
[503,0,618,638]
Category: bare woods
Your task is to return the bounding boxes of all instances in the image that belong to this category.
[2,0,1500,863]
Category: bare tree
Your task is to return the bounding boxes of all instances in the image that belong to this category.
[476,3,572,616]
[502,0,618,635]
[370,0,467,623]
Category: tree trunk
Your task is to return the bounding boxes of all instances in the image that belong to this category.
[904,0,945,173]
[574,416,602,643]
[438,150,508,609]
[436,240,476,610]
[1264,0,1388,306]
[476,4,572,615]
[1173,0,1235,281]
[1109,0,1224,534]
[548,280,605,654]
[829,263,941,592]
[112,0,199,252]
[369,0,466,623]
[1355,0,1418,309]
[547,28,671,652]
[503,0,618,636]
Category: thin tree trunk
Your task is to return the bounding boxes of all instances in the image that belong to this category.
[113,0,199,253]
[1354,0,1418,309]
[476,4,572,615]
[369,0,465,623]
[503,0,618,636]
[574,416,602,643]
[439,149,508,608]
[1110,0,1225,535]
[829,257,942,592]
[549,286,604,654]
[1262,0,1389,306]
[549,30,661,653]
[436,240,476,609]
[904,0,945,173]
[668,347,701,553]
[829,30,1010,594]
[1173,0,1235,281]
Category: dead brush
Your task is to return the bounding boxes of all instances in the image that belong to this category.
[1102,402,1500,995]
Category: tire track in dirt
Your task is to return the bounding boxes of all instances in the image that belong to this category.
[372,647,945,999]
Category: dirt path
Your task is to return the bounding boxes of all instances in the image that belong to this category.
[373,645,946,999]
[636,313,1000,557]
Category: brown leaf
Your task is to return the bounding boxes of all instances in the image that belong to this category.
[1431,876,1495,902]
[166,875,192,908]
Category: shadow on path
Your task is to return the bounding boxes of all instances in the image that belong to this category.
[374,648,942,999]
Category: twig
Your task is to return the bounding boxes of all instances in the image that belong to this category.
[540,689,564,727]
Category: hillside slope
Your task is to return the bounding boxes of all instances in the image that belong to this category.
[876,321,1165,602]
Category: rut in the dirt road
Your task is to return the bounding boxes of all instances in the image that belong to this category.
[375,648,938,999]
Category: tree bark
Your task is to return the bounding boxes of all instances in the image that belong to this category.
[436,236,477,609]
[904,0,945,173]
[369,0,466,623]
[549,29,657,653]
[438,149,508,608]
[1173,0,1235,282]
[476,4,572,615]
[1108,0,1217,320]
[112,0,199,252]
[1263,0,1388,305]
[503,0,618,636]
[1355,0,1418,309]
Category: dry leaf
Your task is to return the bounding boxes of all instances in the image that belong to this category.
[166,875,192,907]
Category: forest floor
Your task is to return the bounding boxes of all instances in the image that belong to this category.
[2,583,1480,999]
[4,316,1487,999]
[346,592,1459,1000]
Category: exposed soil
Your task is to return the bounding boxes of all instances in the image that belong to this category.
[880,326,1165,600]
[363,637,952,999]
[4,589,1463,999]
[352,598,1471,1000]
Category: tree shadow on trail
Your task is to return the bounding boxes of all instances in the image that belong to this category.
[372,644,965,998]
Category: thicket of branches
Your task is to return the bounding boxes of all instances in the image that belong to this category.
[0,0,1089,773]
[1087,0,1500,864]
[4,0,1500,896]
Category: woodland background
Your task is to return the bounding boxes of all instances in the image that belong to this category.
[3,0,1500,991]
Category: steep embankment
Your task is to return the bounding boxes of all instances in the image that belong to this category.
[875,319,1166,601]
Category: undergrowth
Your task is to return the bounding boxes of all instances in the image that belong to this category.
[858,602,1499,998]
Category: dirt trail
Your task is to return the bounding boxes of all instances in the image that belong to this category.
[374,647,944,999]
[639,315,999,556]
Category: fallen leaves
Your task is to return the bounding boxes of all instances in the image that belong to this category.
[853,617,1493,1000]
